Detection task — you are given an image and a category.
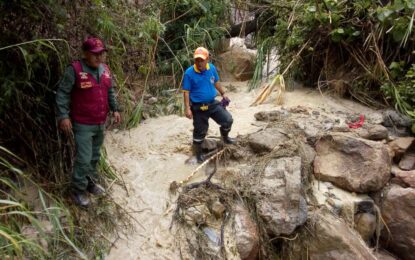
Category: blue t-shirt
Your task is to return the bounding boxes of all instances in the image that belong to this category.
[182,63,219,103]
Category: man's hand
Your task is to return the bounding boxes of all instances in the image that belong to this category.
[59,118,72,136]
[113,111,121,124]
[185,107,193,119]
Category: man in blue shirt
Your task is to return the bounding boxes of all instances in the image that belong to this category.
[182,47,235,163]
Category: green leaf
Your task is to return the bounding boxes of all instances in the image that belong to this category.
[352,31,361,36]
[377,8,394,22]
[408,0,415,10]
[392,27,406,42]
[307,5,317,12]
[334,28,345,34]
[330,28,345,42]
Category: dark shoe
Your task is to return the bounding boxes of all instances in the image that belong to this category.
[72,191,90,207]
[222,136,236,144]
[87,183,105,195]
[192,142,205,163]
[220,129,236,145]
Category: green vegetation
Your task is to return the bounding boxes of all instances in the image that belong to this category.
[2,0,415,258]
[0,1,141,257]
[0,0,236,257]
[252,0,415,124]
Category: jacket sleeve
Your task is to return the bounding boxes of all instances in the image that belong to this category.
[108,77,119,112]
[56,66,75,121]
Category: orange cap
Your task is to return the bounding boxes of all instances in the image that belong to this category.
[194,47,209,60]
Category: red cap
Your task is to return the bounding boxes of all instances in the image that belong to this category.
[82,37,107,53]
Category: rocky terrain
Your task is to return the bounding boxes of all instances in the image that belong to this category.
[106,41,415,259]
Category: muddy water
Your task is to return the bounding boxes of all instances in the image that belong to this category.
[105,82,374,259]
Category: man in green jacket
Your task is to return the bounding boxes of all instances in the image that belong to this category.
[56,37,121,207]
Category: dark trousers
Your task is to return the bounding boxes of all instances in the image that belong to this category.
[72,123,105,192]
[191,101,233,143]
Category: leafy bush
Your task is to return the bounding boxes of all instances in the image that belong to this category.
[0,0,141,257]
[254,0,415,121]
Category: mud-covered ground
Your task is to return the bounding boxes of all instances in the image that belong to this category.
[105,82,374,259]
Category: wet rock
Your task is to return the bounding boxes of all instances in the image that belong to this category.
[332,124,351,133]
[300,143,316,166]
[295,121,305,130]
[227,145,247,161]
[147,97,158,104]
[254,157,307,235]
[211,200,226,219]
[381,185,415,260]
[286,210,377,260]
[399,153,415,170]
[143,93,153,100]
[203,227,221,246]
[202,138,219,152]
[356,124,388,141]
[183,204,210,226]
[304,124,319,144]
[388,137,414,160]
[248,128,289,153]
[217,47,256,81]
[367,112,384,125]
[382,109,412,128]
[391,166,415,188]
[323,122,334,131]
[354,213,377,242]
[314,133,391,193]
[142,111,150,120]
[234,204,259,260]
[311,179,376,242]
[288,105,310,114]
[254,110,289,122]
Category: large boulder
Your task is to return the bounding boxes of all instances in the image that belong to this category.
[381,185,415,260]
[234,204,259,260]
[254,110,289,122]
[354,213,377,243]
[382,109,412,136]
[391,166,415,188]
[254,157,307,235]
[355,124,389,141]
[248,128,289,154]
[399,153,415,171]
[217,47,255,81]
[285,210,377,260]
[311,179,377,242]
[201,138,219,152]
[397,140,415,170]
[382,109,412,128]
[388,137,414,160]
[314,133,391,193]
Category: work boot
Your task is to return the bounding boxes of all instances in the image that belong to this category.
[87,183,105,195]
[193,142,205,163]
[220,130,236,145]
[72,191,90,207]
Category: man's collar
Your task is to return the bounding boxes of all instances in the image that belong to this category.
[81,59,102,72]
[193,63,210,73]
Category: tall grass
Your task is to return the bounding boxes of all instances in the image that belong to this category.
[249,37,273,90]
[0,146,87,259]
[0,1,140,257]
